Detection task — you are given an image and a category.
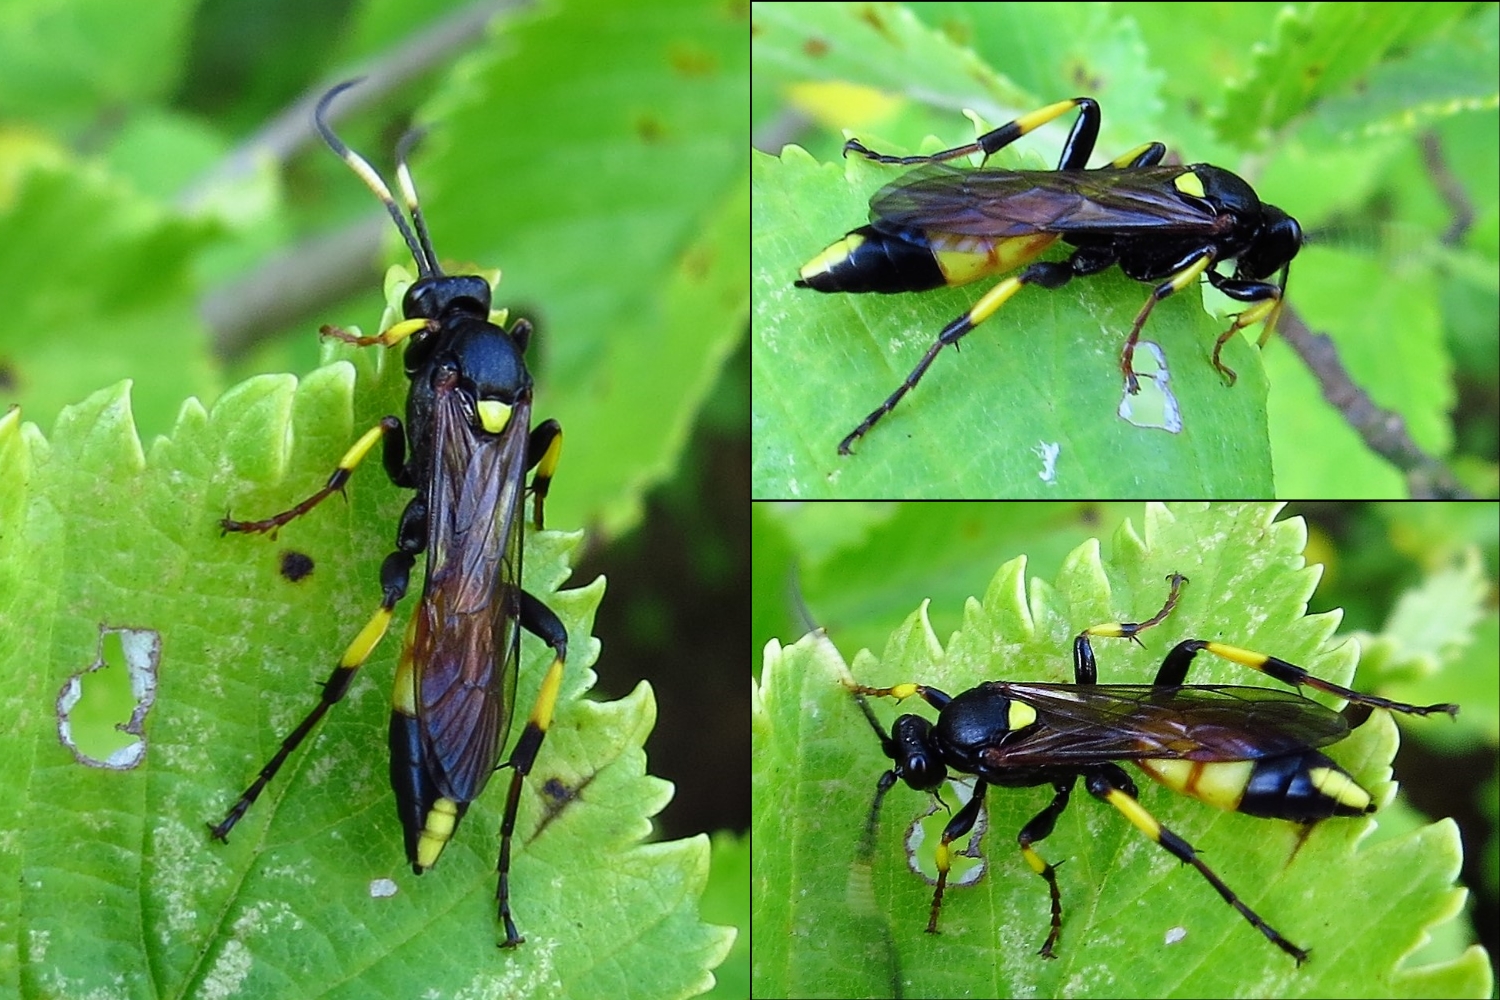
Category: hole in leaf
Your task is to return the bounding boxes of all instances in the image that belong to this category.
[1118,340,1183,433]
[905,778,987,888]
[56,625,160,769]
[1033,441,1061,483]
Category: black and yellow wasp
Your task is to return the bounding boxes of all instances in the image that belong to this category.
[796,98,1303,454]
[851,574,1456,963]
[209,80,565,948]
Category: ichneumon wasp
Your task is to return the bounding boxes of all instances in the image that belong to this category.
[796,98,1303,454]
[209,79,566,948]
[851,573,1457,963]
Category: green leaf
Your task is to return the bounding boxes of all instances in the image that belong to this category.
[0,307,731,996]
[0,0,195,118]
[1216,3,1477,143]
[700,832,751,1000]
[753,502,1486,998]
[0,160,218,442]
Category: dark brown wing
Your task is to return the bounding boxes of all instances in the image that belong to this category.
[868,164,1221,240]
[977,682,1350,770]
[414,382,529,804]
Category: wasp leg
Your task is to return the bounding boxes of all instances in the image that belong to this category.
[221,415,411,536]
[211,414,422,835]
[1103,141,1166,169]
[1016,778,1077,958]
[1072,573,1188,684]
[321,316,437,349]
[1200,271,1289,386]
[837,245,1119,454]
[848,682,954,712]
[844,97,1100,170]
[525,418,562,531]
[1118,249,1220,393]
[208,500,424,840]
[1156,640,1459,718]
[924,779,989,935]
[493,589,570,948]
[1083,762,1311,964]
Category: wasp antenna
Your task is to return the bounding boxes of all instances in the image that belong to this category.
[394,127,440,276]
[315,79,435,277]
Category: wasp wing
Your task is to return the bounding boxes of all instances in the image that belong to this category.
[868,165,1222,241]
[412,382,530,804]
[977,682,1351,770]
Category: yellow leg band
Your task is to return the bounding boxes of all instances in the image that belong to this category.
[529,656,565,731]
[536,430,562,484]
[337,423,388,471]
[1015,98,1085,134]
[1105,788,1163,840]
[966,276,1026,325]
[1166,254,1211,292]
[341,606,394,668]
[380,317,434,347]
[1204,642,1268,668]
